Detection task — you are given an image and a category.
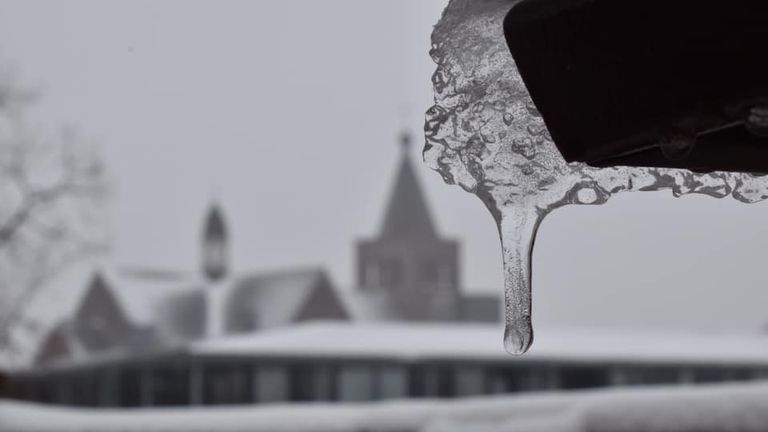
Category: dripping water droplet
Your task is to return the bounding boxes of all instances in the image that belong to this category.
[504,323,533,355]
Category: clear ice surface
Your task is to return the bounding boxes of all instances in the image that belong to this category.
[424,0,768,354]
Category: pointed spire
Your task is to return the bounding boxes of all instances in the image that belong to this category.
[399,130,412,152]
[380,131,437,239]
[202,202,228,281]
[204,204,227,240]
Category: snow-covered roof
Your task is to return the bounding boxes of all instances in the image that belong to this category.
[340,290,400,321]
[4,382,768,432]
[225,268,328,330]
[25,261,103,335]
[100,268,203,327]
[189,322,768,366]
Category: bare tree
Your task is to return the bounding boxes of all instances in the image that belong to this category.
[0,70,108,362]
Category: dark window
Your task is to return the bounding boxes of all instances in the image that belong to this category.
[378,366,407,399]
[454,366,485,396]
[52,376,77,405]
[421,260,453,287]
[729,369,755,381]
[432,366,454,397]
[151,366,190,407]
[489,366,563,393]
[70,373,98,407]
[364,258,401,289]
[290,365,317,402]
[559,366,609,390]
[118,369,141,407]
[255,365,288,403]
[338,365,375,401]
[36,379,56,404]
[203,364,253,405]
[632,367,680,385]
[489,367,524,393]
[95,370,121,407]
[409,365,454,398]
[693,368,729,383]
[409,365,427,397]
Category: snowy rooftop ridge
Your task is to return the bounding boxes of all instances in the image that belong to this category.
[189,321,768,365]
[4,382,768,432]
[100,267,204,327]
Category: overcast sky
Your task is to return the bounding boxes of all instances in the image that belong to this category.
[3,0,768,334]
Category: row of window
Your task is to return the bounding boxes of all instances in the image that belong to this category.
[13,362,767,408]
[362,259,454,288]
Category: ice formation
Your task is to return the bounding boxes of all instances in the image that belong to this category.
[424,0,768,354]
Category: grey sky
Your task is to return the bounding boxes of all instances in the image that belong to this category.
[2,0,768,334]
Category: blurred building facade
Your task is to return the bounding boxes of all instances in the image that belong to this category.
[12,322,768,407]
[8,134,768,407]
[354,133,499,322]
[32,133,500,368]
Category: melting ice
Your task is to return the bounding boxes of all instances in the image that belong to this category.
[424,0,768,354]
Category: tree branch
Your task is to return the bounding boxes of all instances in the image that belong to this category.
[0,75,108,363]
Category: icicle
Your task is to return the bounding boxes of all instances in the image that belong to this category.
[498,207,542,355]
[425,0,768,353]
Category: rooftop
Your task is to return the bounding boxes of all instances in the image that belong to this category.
[189,322,768,366]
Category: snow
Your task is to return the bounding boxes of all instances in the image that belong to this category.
[4,382,768,432]
[339,289,399,321]
[101,268,202,327]
[427,383,768,432]
[189,321,768,366]
[3,260,103,369]
[23,260,201,335]
[231,268,324,329]
[0,391,581,432]
[22,261,100,334]
[190,321,507,361]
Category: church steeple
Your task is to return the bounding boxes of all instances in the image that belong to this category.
[379,131,437,239]
[355,131,460,321]
[202,203,228,281]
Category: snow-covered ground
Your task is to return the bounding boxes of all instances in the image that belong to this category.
[4,382,768,432]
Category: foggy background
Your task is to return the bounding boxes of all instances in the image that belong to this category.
[0,0,767,334]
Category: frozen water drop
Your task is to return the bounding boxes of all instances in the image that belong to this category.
[497,209,540,355]
[504,322,533,355]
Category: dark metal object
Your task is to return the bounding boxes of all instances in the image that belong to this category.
[503,0,768,173]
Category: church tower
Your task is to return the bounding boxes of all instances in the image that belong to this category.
[202,203,229,281]
[356,132,461,321]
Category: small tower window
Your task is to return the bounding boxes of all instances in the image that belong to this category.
[363,262,381,288]
[364,258,401,289]
[422,260,453,287]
